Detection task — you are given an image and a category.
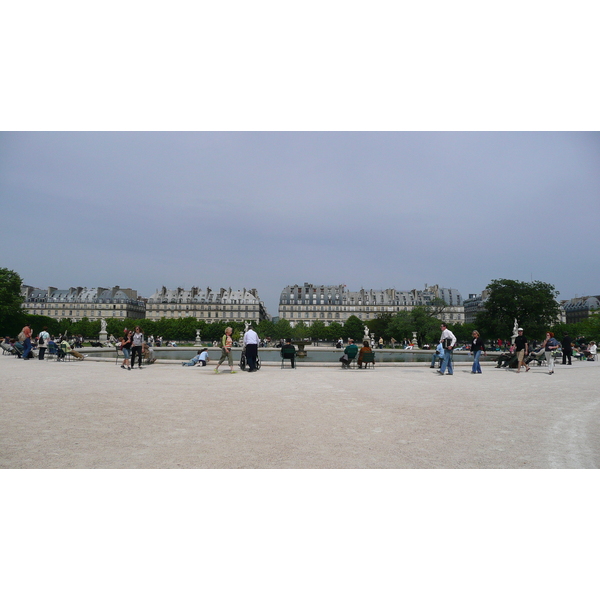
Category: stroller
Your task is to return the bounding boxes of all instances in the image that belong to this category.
[239,346,261,371]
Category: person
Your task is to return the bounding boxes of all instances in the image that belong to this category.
[437,323,456,375]
[561,333,573,365]
[470,330,486,374]
[390,337,396,349]
[335,338,343,349]
[495,350,518,369]
[280,339,296,368]
[514,327,529,373]
[378,337,384,349]
[430,341,445,369]
[542,331,560,375]
[20,324,33,360]
[131,326,144,369]
[142,341,156,364]
[243,324,260,373]
[120,329,132,370]
[60,338,84,360]
[38,326,50,360]
[182,349,209,367]
[340,339,358,368]
[215,327,236,373]
[357,340,374,368]
[584,341,597,361]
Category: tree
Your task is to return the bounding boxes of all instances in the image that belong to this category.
[386,308,442,347]
[343,315,364,342]
[325,321,344,342]
[273,318,292,341]
[309,320,327,341]
[475,279,560,340]
[365,313,393,343]
[0,267,25,334]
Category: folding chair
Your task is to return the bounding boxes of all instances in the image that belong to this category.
[360,351,375,369]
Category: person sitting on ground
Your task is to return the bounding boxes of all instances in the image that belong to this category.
[280,339,296,368]
[429,341,445,369]
[340,339,358,368]
[357,340,374,368]
[495,349,518,369]
[182,349,209,367]
[142,342,156,364]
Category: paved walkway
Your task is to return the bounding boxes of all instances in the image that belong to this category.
[1,355,599,468]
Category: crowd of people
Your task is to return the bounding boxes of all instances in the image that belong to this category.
[3,322,597,376]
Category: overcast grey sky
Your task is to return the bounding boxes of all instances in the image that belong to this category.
[1,131,598,314]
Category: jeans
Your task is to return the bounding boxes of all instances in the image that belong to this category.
[471,350,482,373]
[22,337,32,359]
[440,348,454,374]
[430,352,442,368]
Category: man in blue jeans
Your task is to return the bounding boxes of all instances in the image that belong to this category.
[430,341,445,369]
[437,323,456,375]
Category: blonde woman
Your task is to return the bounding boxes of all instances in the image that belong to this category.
[214,327,236,374]
[470,330,486,374]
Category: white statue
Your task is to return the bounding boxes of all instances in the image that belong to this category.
[364,325,369,337]
[100,318,107,333]
[244,321,250,332]
[511,319,519,344]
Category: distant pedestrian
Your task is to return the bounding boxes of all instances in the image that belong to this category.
[37,326,50,360]
[378,337,383,349]
[120,329,132,370]
[514,328,529,373]
[542,331,560,375]
[437,323,456,375]
[243,324,260,372]
[131,326,144,369]
[470,330,486,374]
[215,327,236,374]
[21,324,33,360]
[561,333,573,365]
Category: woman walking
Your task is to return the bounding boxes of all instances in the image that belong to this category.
[470,330,486,374]
[542,331,560,374]
[131,326,144,369]
[214,326,236,374]
[120,329,132,370]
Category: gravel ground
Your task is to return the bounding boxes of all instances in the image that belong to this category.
[2,355,599,468]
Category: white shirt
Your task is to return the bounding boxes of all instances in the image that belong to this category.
[440,328,457,348]
[243,330,260,345]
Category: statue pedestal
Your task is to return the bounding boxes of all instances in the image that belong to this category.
[99,332,108,342]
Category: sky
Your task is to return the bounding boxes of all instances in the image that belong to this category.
[1,131,599,314]
[3,4,599,593]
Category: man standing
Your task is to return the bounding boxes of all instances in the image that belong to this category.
[437,323,456,375]
[561,332,573,365]
[243,324,260,372]
[38,326,50,360]
[515,327,529,373]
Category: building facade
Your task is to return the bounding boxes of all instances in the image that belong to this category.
[145,286,268,323]
[278,283,464,327]
[21,286,146,321]
[563,296,600,324]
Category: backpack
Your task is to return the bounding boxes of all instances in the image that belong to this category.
[18,331,26,343]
